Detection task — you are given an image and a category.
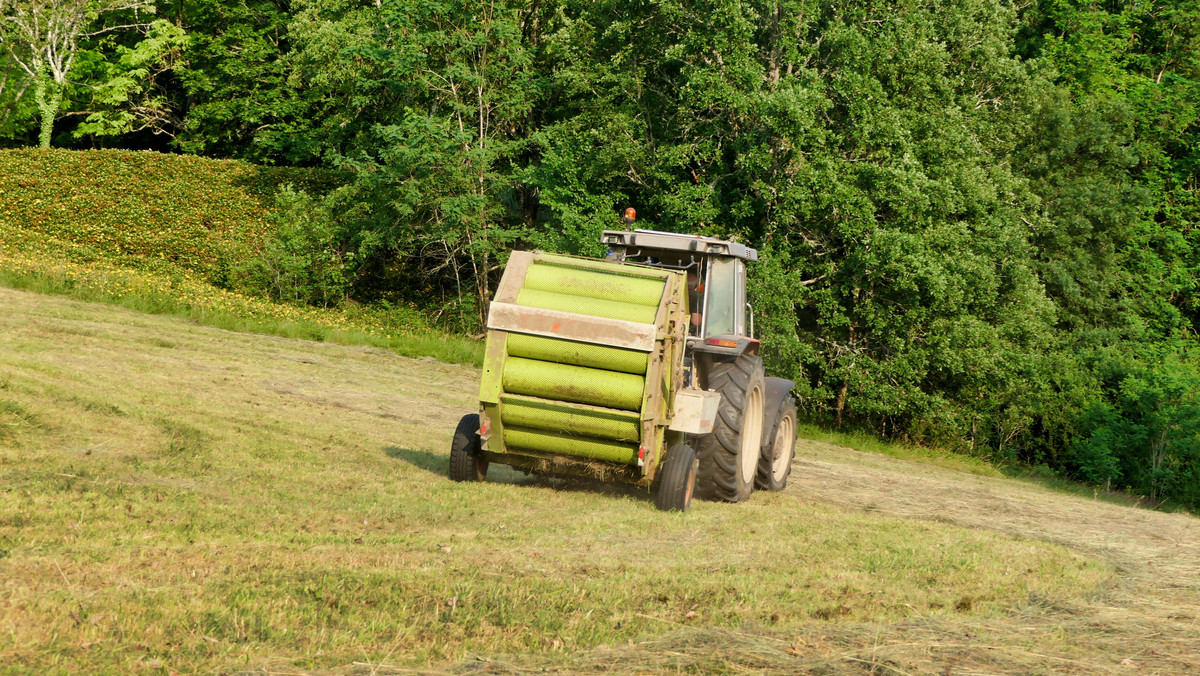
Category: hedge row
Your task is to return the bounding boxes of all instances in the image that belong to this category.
[0,148,337,279]
[0,149,457,350]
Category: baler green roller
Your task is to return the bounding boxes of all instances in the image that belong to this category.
[503,427,638,464]
[506,333,648,374]
[514,288,659,324]
[522,259,666,306]
[500,396,642,442]
[472,250,693,485]
[502,357,645,411]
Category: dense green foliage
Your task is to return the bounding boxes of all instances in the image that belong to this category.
[2,0,1198,508]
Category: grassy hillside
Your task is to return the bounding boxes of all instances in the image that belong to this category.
[3,288,1198,674]
[0,148,481,365]
[0,148,303,277]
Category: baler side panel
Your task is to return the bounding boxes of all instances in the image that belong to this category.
[638,271,688,481]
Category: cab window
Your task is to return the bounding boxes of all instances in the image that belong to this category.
[704,257,737,337]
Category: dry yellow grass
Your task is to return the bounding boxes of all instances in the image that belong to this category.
[1,287,1196,674]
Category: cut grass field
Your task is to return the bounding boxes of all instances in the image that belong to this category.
[2,288,1198,674]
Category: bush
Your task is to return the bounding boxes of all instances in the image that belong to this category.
[1071,356,1200,507]
[236,186,353,307]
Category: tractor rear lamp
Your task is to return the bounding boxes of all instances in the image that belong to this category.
[706,338,739,348]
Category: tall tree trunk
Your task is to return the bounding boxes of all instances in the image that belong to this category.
[1150,429,1168,503]
[33,69,61,149]
[835,380,848,429]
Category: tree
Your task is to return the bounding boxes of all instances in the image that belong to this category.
[168,0,306,162]
[0,0,155,148]
[1074,352,1200,506]
[71,18,187,140]
[285,0,542,328]
[0,38,33,137]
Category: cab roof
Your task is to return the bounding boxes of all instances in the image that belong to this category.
[601,229,758,262]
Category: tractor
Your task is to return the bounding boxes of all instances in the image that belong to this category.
[450,211,797,511]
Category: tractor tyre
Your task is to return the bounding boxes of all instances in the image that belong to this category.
[756,396,797,491]
[695,353,766,502]
[449,413,488,482]
[655,443,699,512]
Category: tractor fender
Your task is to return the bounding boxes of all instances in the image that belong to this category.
[763,377,796,422]
[690,335,761,358]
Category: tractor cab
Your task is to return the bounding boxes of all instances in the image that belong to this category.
[600,228,758,344]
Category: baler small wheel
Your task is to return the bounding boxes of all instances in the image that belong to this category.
[656,443,698,511]
[449,413,488,482]
[756,396,797,491]
[695,353,766,502]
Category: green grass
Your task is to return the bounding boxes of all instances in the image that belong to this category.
[794,419,1187,513]
[0,289,1144,675]
[0,397,44,443]
[0,147,334,281]
[0,264,482,367]
[794,421,1181,517]
[996,462,1186,512]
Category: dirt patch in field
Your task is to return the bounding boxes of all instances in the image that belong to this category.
[445,440,1200,675]
[795,441,1200,590]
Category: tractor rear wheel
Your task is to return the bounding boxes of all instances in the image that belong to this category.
[656,443,699,511]
[756,396,797,491]
[695,353,765,502]
[449,413,488,482]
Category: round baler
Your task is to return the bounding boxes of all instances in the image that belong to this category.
[451,251,698,506]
